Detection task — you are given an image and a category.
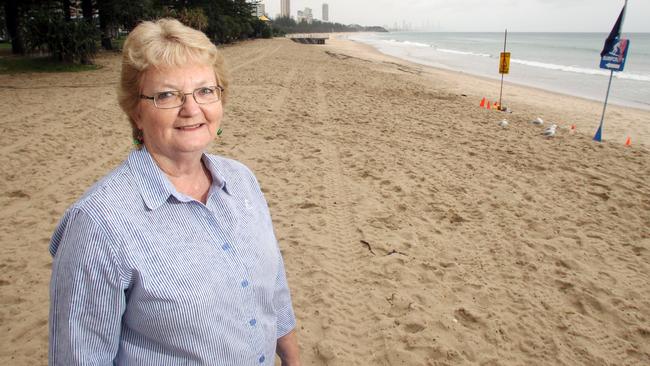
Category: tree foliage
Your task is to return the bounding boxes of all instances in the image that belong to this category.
[2,0,384,63]
[0,1,9,41]
[3,0,262,59]
[24,3,99,63]
[170,7,209,31]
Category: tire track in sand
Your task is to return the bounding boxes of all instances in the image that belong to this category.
[228,42,282,74]
[298,60,372,365]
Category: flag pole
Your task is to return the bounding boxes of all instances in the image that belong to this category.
[594,70,614,141]
[595,0,628,142]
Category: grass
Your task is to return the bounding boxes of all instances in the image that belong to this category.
[112,36,127,51]
[0,56,101,74]
[0,40,103,73]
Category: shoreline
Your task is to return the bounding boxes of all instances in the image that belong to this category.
[341,33,650,112]
[354,35,650,113]
[323,35,650,146]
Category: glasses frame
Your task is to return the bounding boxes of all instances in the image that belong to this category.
[140,85,224,109]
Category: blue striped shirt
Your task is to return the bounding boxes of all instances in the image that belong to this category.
[49,147,296,365]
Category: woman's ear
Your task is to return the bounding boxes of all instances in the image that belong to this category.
[131,105,142,129]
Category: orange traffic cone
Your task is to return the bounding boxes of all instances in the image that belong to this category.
[480,97,486,108]
[625,137,631,146]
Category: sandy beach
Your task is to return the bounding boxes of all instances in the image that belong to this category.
[1,36,649,365]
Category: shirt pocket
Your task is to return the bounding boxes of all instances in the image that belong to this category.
[135,242,232,315]
[126,242,246,342]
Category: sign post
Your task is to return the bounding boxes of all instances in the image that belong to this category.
[499,52,510,74]
[498,29,509,110]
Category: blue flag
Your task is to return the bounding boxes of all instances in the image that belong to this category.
[600,5,626,57]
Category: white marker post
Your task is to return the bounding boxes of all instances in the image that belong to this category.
[498,29,510,110]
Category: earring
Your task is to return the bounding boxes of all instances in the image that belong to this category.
[216,128,223,138]
[133,130,144,147]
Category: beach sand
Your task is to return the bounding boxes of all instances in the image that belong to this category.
[1,37,648,365]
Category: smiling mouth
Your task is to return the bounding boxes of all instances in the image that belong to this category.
[175,123,205,130]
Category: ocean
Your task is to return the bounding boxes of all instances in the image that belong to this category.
[347,32,650,110]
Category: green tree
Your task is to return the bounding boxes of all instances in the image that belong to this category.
[0,1,7,41]
[251,18,272,39]
[24,2,99,64]
[164,6,209,31]
[169,0,256,44]
[8,0,289,59]
[97,0,157,50]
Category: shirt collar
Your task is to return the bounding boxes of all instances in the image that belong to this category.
[201,153,233,196]
[128,147,231,211]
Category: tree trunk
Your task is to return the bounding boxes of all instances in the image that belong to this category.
[81,0,93,22]
[80,0,94,64]
[62,0,71,21]
[97,2,113,50]
[5,0,25,54]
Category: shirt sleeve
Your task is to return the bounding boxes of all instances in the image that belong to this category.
[273,252,297,339]
[49,208,126,366]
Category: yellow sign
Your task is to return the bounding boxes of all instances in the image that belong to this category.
[499,52,511,74]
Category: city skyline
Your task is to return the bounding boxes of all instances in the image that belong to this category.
[263,0,650,32]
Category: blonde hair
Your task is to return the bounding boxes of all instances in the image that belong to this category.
[117,18,229,144]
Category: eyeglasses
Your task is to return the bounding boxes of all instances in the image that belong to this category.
[140,85,224,109]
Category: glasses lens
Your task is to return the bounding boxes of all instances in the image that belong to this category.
[154,91,183,108]
[194,86,221,104]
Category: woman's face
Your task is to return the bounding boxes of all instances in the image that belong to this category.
[134,63,223,161]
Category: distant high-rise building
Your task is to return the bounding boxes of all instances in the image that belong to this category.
[281,0,290,18]
[322,3,329,22]
[251,1,265,17]
[297,7,313,24]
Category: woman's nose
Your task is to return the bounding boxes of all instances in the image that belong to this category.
[179,94,201,116]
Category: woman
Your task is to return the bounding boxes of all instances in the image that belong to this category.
[49,19,300,366]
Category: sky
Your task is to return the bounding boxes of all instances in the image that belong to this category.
[262,0,650,32]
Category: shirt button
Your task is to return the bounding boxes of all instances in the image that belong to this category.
[249,318,257,326]
[259,355,265,363]
[222,243,230,250]
[241,280,249,288]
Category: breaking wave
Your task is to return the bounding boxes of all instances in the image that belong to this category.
[510,59,650,81]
